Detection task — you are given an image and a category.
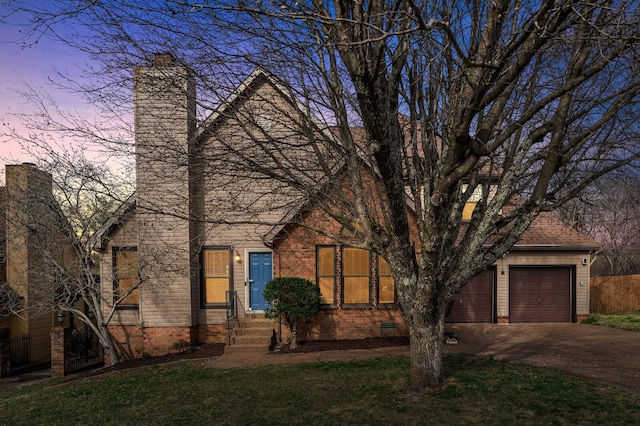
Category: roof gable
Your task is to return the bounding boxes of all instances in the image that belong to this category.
[90,193,137,250]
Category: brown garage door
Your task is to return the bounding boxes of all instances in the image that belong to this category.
[446,269,495,323]
[510,267,571,322]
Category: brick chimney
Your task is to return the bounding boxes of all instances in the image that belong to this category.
[152,52,176,67]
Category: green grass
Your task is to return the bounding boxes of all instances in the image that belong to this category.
[583,312,640,331]
[1,354,638,425]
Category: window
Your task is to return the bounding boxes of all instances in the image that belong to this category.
[378,256,395,304]
[317,246,335,304]
[315,246,395,306]
[461,184,498,220]
[113,247,139,306]
[461,184,483,221]
[343,248,370,304]
[203,248,231,305]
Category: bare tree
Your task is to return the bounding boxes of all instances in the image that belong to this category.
[558,173,640,276]
[0,154,132,364]
[3,0,640,392]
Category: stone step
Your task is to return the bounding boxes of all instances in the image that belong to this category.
[231,334,273,346]
[243,311,273,321]
[224,317,276,355]
[224,343,272,355]
[236,318,274,327]
[233,326,274,336]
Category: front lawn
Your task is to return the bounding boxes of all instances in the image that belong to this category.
[583,312,640,331]
[1,354,638,425]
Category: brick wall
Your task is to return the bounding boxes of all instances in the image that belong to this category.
[274,208,338,281]
[272,204,413,342]
[197,324,227,344]
[142,326,194,355]
[108,325,145,360]
[108,324,227,359]
[299,309,408,340]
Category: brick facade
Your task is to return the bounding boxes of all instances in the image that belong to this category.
[272,205,412,342]
[196,324,228,345]
[107,324,227,360]
[299,309,408,340]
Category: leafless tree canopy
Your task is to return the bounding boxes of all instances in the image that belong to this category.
[2,0,640,392]
[559,173,640,276]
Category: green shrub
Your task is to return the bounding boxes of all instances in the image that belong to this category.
[263,277,321,348]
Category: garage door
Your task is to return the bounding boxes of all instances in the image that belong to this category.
[446,269,495,323]
[510,267,571,322]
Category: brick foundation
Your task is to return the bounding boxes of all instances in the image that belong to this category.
[197,324,227,344]
[108,325,145,360]
[294,309,408,342]
[497,316,510,324]
[108,324,227,360]
[575,314,590,323]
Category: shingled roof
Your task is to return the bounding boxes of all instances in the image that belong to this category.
[512,212,599,250]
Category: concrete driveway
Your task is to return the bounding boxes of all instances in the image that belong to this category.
[445,323,640,396]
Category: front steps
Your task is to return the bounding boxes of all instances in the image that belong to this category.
[224,315,276,355]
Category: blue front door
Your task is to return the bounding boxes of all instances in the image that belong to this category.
[249,252,272,311]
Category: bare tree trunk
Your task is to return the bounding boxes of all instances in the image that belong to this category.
[105,343,120,366]
[408,317,445,392]
[290,323,299,350]
[97,322,120,366]
[77,308,121,365]
[395,266,449,392]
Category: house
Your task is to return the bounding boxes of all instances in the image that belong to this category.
[0,163,71,369]
[95,54,598,359]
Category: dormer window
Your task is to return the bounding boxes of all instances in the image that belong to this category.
[461,184,483,221]
[461,184,497,221]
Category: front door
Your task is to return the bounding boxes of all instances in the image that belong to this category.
[249,252,272,311]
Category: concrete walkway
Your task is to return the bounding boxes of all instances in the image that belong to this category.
[0,368,51,391]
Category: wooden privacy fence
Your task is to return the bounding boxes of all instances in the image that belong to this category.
[590,274,640,313]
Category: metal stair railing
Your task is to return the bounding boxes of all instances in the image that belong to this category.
[225,290,240,345]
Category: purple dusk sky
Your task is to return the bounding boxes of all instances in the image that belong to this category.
[0,4,93,183]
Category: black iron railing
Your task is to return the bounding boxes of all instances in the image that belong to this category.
[10,334,30,368]
[69,329,103,372]
[225,290,239,345]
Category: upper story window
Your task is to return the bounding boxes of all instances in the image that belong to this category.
[461,184,483,221]
[113,247,139,307]
[461,184,499,221]
[202,247,232,306]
